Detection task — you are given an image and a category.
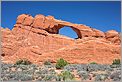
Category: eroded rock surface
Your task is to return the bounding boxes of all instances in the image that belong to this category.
[1,14,121,64]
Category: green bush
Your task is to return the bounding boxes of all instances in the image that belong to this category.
[90,62,97,64]
[56,58,68,69]
[15,59,32,65]
[112,59,121,65]
[44,60,52,65]
[58,71,74,81]
[43,75,55,81]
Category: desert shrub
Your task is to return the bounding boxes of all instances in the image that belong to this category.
[110,70,121,81]
[110,64,121,68]
[112,59,121,65]
[64,64,87,72]
[90,62,97,64]
[44,60,52,65]
[13,73,33,81]
[1,63,13,70]
[55,75,62,81]
[35,69,48,75]
[48,69,56,74]
[87,64,100,72]
[43,75,56,81]
[58,71,74,81]
[86,64,111,72]
[95,74,108,81]
[56,58,68,69]
[15,59,32,65]
[78,71,89,80]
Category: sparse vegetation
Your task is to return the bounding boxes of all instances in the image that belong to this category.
[95,74,108,81]
[43,75,55,81]
[110,70,121,81]
[112,59,121,65]
[1,62,121,81]
[1,59,121,81]
[78,71,89,80]
[58,71,74,81]
[44,60,52,65]
[90,62,97,64]
[15,59,32,65]
[56,58,68,69]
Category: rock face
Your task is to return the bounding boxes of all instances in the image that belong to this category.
[1,14,121,64]
[105,30,121,45]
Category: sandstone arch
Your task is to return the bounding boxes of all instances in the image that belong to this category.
[47,24,82,39]
[15,14,106,39]
[58,26,81,39]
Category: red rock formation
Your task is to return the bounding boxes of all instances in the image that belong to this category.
[105,30,121,45]
[1,14,121,64]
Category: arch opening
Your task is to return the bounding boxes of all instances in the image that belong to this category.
[58,26,78,39]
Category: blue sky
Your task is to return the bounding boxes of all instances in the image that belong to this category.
[1,1,121,38]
